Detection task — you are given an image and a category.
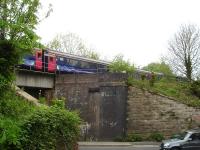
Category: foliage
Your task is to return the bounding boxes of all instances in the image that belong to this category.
[0,117,21,150]
[0,90,81,150]
[0,89,36,149]
[126,76,135,86]
[190,80,200,98]
[148,132,164,142]
[143,62,173,76]
[0,41,20,83]
[126,133,143,142]
[0,75,10,96]
[149,72,156,87]
[109,54,134,73]
[166,24,200,81]
[0,0,41,51]
[20,105,81,150]
[0,89,35,119]
[52,98,65,109]
[114,132,164,142]
[47,32,100,60]
[38,96,46,104]
[141,73,146,81]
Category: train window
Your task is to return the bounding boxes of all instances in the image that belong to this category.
[70,59,80,67]
[64,58,70,64]
[81,61,90,69]
[59,57,64,61]
[89,63,97,69]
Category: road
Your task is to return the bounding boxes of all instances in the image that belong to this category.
[79,145,159,150]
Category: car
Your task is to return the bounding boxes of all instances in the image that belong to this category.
[160,128,200,150]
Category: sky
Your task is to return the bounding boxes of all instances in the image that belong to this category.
[36,0,200,67]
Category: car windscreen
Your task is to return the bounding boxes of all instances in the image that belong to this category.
[172,132,188,140]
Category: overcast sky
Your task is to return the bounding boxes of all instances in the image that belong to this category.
[36,0,200,67]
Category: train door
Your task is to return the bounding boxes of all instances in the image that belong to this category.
[48,54,56,72]
[44,54,48,72]
[35,50,42,71]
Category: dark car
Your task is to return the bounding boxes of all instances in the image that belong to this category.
[160,128,200,150]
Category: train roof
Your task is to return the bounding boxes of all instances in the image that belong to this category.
[45,49,111,65]
[135,68,164,75]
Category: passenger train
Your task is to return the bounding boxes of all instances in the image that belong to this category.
[19,49,185,82]
[19,49,110,73]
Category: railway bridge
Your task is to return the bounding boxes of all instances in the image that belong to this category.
[15,69,128,141]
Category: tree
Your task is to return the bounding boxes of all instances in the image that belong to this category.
[0,0,41,51]
[109,54,134,73]
[0,0,44,92]
[142,62,173,76]
[167,24,200,81]
[47,33,100,60]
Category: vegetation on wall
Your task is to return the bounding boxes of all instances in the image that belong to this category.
[114,132,164,142]
[190,80,200,99]
[129,76,200,107]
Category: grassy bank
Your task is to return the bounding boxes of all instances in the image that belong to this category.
[128,77,200,107]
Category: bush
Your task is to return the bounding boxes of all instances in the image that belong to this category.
[149,72,156,87]
[20,104,81,150]
[0,90,35,119]
[126,133,143,142]
[141,74,146,81]
[52,98,66,108]
[126,76,134,86]
[0,92,81,150]
[148,132,164,142]
[190,80,200,98]
[0,117,21,149]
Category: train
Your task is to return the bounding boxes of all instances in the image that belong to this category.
[18,48,186,82]
[19,49,110,74]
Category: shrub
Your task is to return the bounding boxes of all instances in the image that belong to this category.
[148,132,164,142]
[38,97,46,104]
[190,80,200,98]
[149,72,156,87]
[141,74,146,81]
[126,133,143,142]
[0,117,21,149]
[0,90,35,119]
[0,92,81,150]
[52,98,66,108]
[20,104,81,150]
[126,76,134,86]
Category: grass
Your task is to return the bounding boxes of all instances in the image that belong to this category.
[129,77,200,107]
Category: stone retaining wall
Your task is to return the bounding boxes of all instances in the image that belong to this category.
[127,86,200,137]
